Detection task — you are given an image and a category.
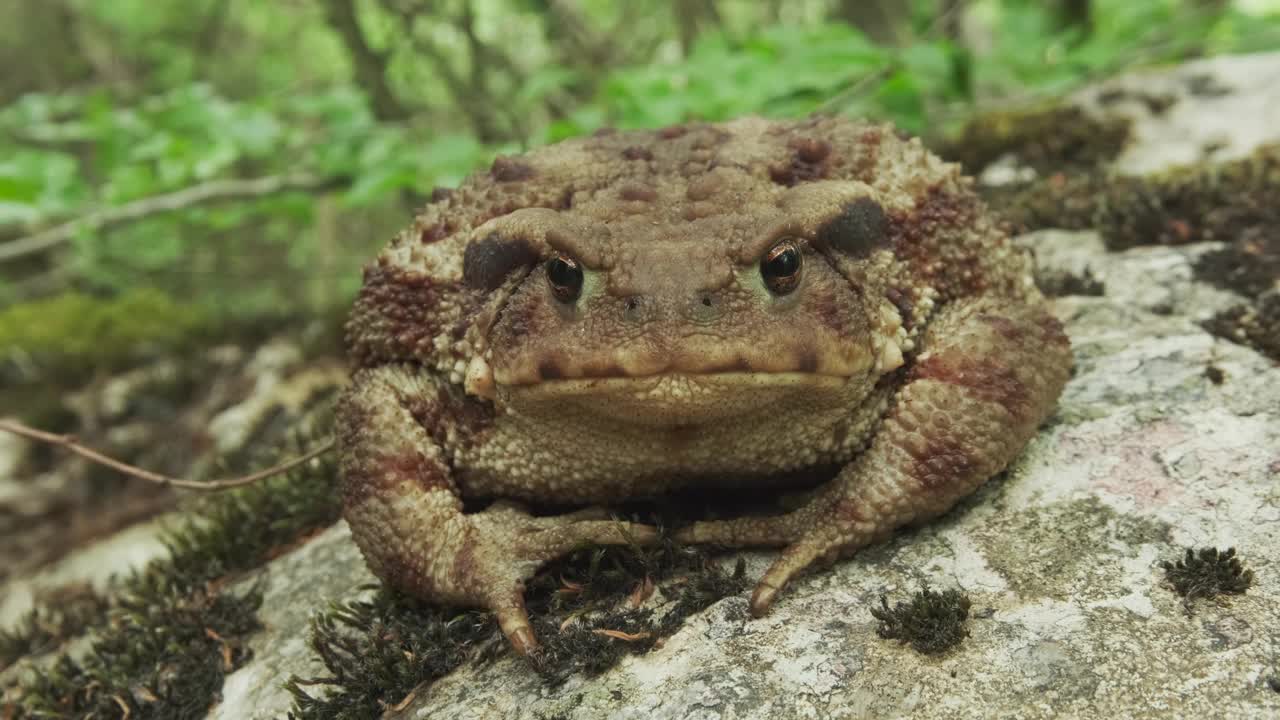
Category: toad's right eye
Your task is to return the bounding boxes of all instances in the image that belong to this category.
[760,238,803,295]
[546,254,583,303]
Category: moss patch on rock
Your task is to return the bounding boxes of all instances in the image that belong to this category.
[0,585,108,674]
[2,440,342,719]
[871,586,972,655]
[936,106,1132,175]
[0,289,212,382]
[1096,144,1280,251]
[1161,547,1254,611]
[286,537,748,718]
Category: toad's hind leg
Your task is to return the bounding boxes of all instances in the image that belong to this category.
[337,365,659,655]
[675,296,1071,615]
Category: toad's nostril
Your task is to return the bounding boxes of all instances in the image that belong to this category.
[622,295,646,321]
[689,293,721,323]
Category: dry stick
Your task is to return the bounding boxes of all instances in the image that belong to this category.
[0,173,344,263]
[0,418,334,491]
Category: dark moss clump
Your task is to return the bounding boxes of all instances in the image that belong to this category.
[1202,364,1225,385]
[6,443,342,719]
[529,548,748,684]
[17,580,262,719]
[0,585,108,673]
[936,106,1131,175]
[287,537,748,717]
[1203,293,1280,362]
[1161,547,1254,609]
[1035,265,1106,298]
[1098,144,1280,251]
[986,143,1280,270]
[285,588,504,720]
[985,171,1107,235]
[871,586,972,655]
[1195,234,1280,299]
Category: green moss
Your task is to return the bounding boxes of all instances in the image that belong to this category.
[935,105,1131,175]
[0,586,108,673]
[5,437,342,719]
[1160,547,1254,610]
[870,586,972,655]
[287,537,748,718]
[0,289,212,381]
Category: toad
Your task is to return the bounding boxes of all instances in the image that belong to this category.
[337,116,1071,655]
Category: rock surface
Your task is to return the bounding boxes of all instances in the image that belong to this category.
[1071,51,1280,174]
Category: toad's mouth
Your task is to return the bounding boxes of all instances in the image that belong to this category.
[467,331,900,401]
[464,346,884,423]
[479,340,886,389]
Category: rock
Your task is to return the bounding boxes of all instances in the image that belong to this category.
[209,524,374,720]
[1071,51,1280,174]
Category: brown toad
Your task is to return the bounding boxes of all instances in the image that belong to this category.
[337,116,1071,655]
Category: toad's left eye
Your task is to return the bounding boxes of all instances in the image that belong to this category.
[761,239,803,295]
[546,253,584,303]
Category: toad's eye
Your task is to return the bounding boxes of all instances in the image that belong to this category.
[546,253,584,302]
[760,239,803,295]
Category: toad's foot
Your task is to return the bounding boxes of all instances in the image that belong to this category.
[336,365,659,656]
[459,502,659,654]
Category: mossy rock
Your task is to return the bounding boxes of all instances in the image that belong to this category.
[935,105,1132,175]
[0,288,212,382]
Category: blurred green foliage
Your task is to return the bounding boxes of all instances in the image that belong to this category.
[0,0,1277,366]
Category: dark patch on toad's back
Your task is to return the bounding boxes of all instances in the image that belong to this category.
[463,234,538,291]
[419,220,454,245]
[622,146,654,162]
[817,197,888,258]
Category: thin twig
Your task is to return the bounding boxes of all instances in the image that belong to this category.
[0,173,345,263]
[0,418,334,491]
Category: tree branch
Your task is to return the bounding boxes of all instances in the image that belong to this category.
[320,0,410,122]
[386,3,506,142]
[0,173,345,264]
[0,418,335,491]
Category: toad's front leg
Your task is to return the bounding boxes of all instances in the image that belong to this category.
[676,295,1071,615]
[336,365,658,655]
